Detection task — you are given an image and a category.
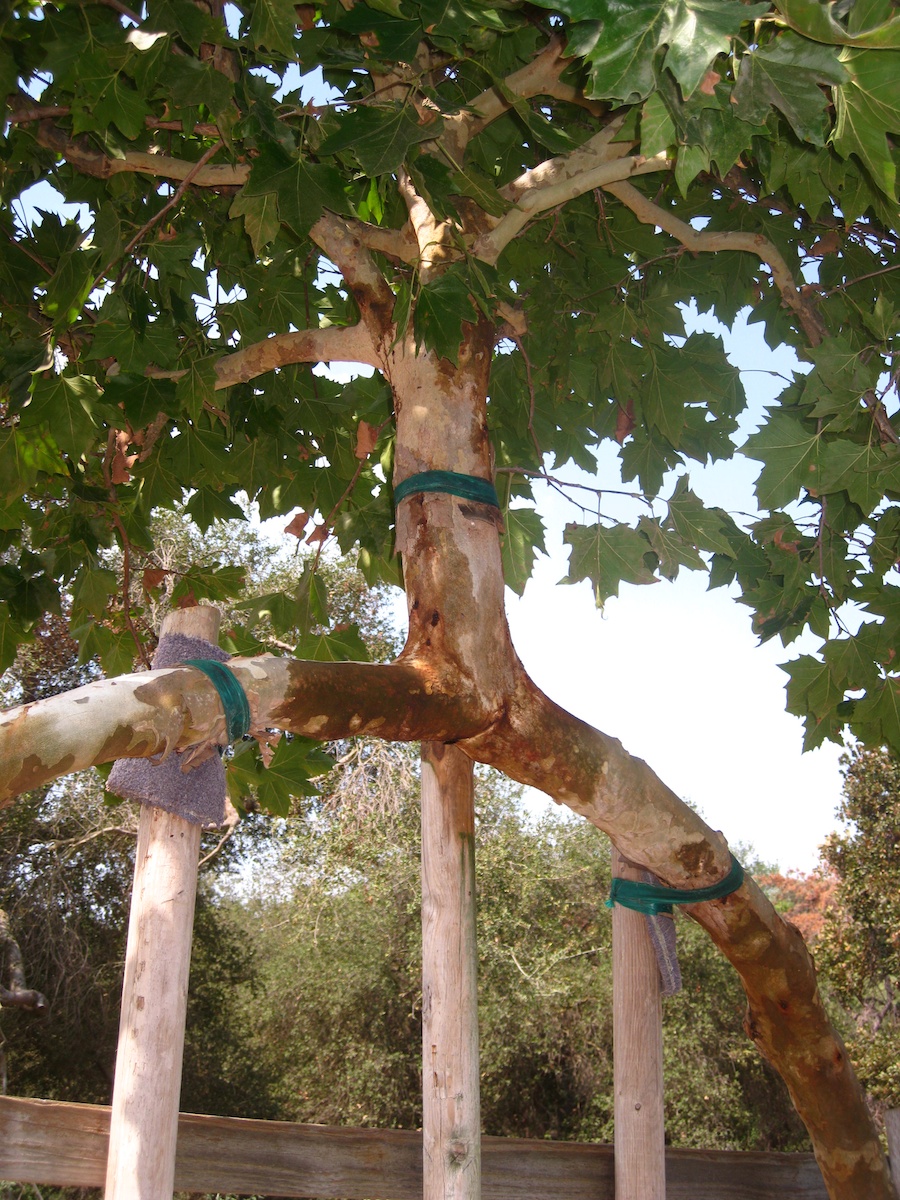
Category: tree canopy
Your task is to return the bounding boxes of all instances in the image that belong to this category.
[1,1,899,1196]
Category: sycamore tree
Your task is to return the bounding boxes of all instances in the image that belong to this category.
[0,0,898,1195]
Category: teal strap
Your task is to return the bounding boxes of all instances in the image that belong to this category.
[394,471,499,508]
[606,854,744,916]
[182,659,251,743]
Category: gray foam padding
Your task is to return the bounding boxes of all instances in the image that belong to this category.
[106,632,231,826]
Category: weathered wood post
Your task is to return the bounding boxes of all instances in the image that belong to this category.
[611,848,665,1200]
[104,605,219,1200]
[885,1109,900,1198]
[421,742,481,1200]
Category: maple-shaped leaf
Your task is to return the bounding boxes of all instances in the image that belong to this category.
[638,515,704,579]
[665,477,737,557]
[855,677,900,756]
[229,190,281,256]
[743,410,823,510]
[773,0,900,48]
[501,506,546,596]
[414,270,478,367]
[817,439,888,512]
[548,0,767,102]
[833,47,900,198]
[250,0,299,55]
[733,31,848,144]
[781,654,846,750]
[21,373,103,461]
[318,103,443,177]
[563,522,658,606]
[240,144,348,239]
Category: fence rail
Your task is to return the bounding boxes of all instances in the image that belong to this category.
[0,1094,830,1199]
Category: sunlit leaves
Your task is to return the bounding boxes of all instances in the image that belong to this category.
[501,506,546,596]
[21,374,103,461]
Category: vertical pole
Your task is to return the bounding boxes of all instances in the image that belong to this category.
[885,1109,900,1198]
[421,742,481,1200]
[611,847,666,1200]
[104,606,219,1200]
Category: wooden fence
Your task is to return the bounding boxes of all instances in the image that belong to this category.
[0,1094,832,1199]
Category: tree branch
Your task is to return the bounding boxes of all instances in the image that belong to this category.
[146,323,380,386]
[308,212,397,355]
[602,178,827,346]
[32,122,249,188]
[474,139,671,263]
[0,910,48,1015]
[440,35,604,161]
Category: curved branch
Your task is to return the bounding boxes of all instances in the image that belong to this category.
[147,323,380,385]
[309,212,398,355]
[602,178,827,346]
[0,910,48,1016]
[474,141,671,264]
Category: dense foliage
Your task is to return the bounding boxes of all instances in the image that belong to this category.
[0,0,897,761]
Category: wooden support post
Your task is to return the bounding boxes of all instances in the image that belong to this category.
[885,1109,900,1198]
[104,606,219,1200]
[421,742,481,1200]
[611,847,665,1200]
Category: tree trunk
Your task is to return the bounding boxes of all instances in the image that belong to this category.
[421,742,481,1200]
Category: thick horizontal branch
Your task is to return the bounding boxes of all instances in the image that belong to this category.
[602,179,827,346]
[0,656,487,808]
[146,323,380,385]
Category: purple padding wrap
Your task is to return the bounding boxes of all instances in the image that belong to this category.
[106,632,231,827]
[641,871,683,997]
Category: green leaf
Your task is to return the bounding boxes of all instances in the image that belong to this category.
[414,270,477,367]
[229,190,281,256]
[0,604,29,673]
[319,104,443,177]
[185,487,247,532]
[833,48,900,198]
[176,357,220,422]
[743,411,823,510]
[773,0,900,48]
[227,736,334,816]
[171,564,246,605]
[638,515,704,578]
[72,567,118,622]
[817,439,887,511]
[665,477,737,557]
[732,31,848,144]
[781,654,846,749]
[564,522,658,605]
[641,91,675,158]
[251,0,299,55]
[553,0,768,102]
[241,144,349,239]
[855,677,900,756]
[43,248,100,330]
[22,373,103,460]
[501,507,546,596]
[72,622,137,677]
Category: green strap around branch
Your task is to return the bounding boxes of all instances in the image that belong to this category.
[182,659,251,743]
[394,470,500,508]
[606,854,745,916]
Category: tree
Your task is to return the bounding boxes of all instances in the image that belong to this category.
[816,747,900,1122]
[0,1,898,1194]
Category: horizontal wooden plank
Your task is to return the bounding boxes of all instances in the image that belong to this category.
[0,1095,829,1199]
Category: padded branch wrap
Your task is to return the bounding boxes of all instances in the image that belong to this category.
[107,632,231,826]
